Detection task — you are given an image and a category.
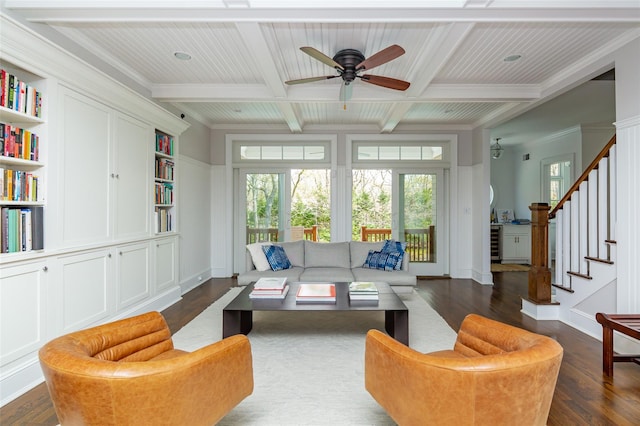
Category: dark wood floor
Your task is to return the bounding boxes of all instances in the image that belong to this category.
[2,273,639,425]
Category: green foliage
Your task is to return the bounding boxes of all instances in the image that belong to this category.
[246,169,435,243]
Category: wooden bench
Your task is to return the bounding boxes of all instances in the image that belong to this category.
[595,313,640,377]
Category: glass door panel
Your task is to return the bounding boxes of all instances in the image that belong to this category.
[244,172,285,244]
[397,171,444,275]
[290,169,331,242]
[351,169,392,241]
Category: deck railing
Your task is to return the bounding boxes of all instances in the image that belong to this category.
[246,227,279,244]
[246,224,435,262]
[360,225,435,262]
[247,225,318,244]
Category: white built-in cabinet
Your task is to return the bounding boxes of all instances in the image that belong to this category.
[59,87,150,247]
[155,236,177,292]
[0,15,189,406]
[116,241,151,311]
[501,224,531,264]
[55,248,112,334]
[0,260,48,368]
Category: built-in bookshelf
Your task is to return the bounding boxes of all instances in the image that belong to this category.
[154,130,175,234]
[0,64,46,254]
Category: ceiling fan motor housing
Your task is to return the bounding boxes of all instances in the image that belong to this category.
[333,49,365,83]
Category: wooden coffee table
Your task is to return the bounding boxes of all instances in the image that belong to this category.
[223,281,409,345]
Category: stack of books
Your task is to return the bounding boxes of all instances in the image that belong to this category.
[296,283,336,304]
[348,281,379,301]
[249,277,289,299]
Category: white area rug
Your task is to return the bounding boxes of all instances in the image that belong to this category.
[172,287,457,425]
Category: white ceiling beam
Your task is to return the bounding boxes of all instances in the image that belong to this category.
[377,22,474,131]
[6,3,640,23]
[380,102,414,133]
[233,22,302,132]
[153,82,540,102]
[406,23,474,97]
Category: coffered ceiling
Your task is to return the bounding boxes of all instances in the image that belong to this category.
[3,1,639,137]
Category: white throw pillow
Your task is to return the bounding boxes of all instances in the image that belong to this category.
[247,242,272,271]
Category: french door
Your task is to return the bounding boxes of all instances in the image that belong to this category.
[241,170,289,245]
[394,169,445,276]
[352,168,446,276]
[235,169,331,272]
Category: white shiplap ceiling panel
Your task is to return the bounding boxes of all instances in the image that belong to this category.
[298,102,394,126]
[433,22,639,85]
[54,22,264,85]
[7,2,636,134]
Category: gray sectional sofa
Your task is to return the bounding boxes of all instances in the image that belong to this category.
[237,240,417,293]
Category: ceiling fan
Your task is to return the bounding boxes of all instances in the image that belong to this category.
[285,45,410,101]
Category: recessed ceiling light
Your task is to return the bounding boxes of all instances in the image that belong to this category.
[504,54,522,62]
[174,51,192,61]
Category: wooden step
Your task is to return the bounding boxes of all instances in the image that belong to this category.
[552,283,575,293]
[567,271,593,280]
[585,256,614,265]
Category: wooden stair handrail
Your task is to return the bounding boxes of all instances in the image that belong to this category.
[549,135,616,219]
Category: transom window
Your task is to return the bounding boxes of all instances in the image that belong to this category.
[356,144,443,161]
[240,145,326,161]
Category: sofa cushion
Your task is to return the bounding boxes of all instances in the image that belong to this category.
[275,240,305,267]
[350,241,385,268]
[352,267,417,286]
[246,242,272,271]
[300,267,355,283]
[262,245,291,271]
[304,241,350,269]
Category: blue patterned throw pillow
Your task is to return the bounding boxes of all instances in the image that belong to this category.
[262,245,291,271]
[381,240,407,270]
[384,251,403,271]
[364,250,401,271]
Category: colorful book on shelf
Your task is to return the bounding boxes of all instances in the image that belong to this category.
[296,283,336,303]
[249,284,290,299]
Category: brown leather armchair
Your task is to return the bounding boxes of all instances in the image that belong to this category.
[39,311,253,426]
[365,314,563,426]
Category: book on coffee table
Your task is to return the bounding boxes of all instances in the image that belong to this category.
[250,284,290,299]
[296,283,336,303]
[348,281,379,301]
[254,277,287,291]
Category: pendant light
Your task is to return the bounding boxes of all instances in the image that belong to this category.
[491,138,504,160]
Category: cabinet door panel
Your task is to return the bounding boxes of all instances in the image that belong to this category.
[115,114,151,238]
[155,237,176,291]
[0,262,47,365]
[59,250,111,332]
[117,243,150,310]
[60,89,111,246]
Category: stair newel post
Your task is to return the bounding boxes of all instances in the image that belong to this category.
[528,203,552,303]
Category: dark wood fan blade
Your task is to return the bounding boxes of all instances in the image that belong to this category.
[300,47,344,70]
[285,75,339,85]
[360,74,410,91]
[356,44,405,71]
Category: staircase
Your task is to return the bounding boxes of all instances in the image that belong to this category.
[524,136,618,340]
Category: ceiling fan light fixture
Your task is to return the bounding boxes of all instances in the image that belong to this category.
[491,138,504,159]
